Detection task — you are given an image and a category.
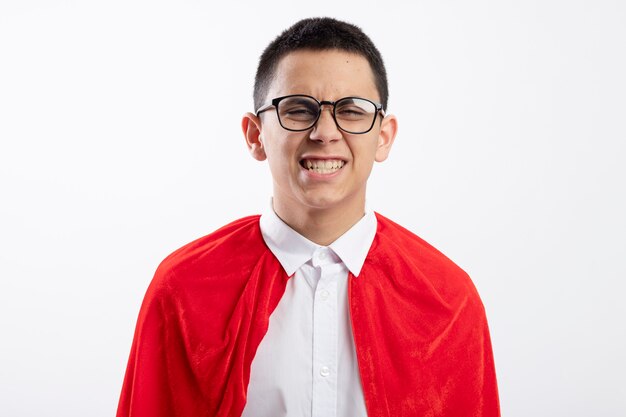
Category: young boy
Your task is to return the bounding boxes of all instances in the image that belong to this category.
[117,17,500,417]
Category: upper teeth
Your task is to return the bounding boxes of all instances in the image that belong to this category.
[303,159,345,173]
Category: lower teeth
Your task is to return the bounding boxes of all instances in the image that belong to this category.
[309,167,340,174]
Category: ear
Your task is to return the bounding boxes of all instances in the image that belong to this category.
[374,114,398,162]
[242,112,267,161]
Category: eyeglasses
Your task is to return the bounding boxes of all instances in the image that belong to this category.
[255,94,385,134]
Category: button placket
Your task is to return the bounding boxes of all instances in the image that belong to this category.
[312,254,338,417]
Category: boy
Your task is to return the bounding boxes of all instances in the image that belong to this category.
[117,17,500,417]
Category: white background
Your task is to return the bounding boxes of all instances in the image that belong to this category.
[1,1,625,416]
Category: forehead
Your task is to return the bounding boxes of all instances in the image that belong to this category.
[267,49,379,101]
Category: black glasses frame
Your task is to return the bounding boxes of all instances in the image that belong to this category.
[255,94,385,134]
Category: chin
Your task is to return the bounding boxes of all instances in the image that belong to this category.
[299,195,344,210]
[290,187,341,208]
[298,186,364,212]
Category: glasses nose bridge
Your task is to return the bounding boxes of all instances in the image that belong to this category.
[315,100,338,129]
[311,100,341,137]
[318,100,336,115]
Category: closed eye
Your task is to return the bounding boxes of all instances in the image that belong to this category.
[281,104,318,121]
[285,107,316,115]
[336,107,368,119]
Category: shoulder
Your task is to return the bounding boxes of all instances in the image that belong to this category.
[369,212,480,303]
[147,215,268,296]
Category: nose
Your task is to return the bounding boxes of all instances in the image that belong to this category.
[309,106,342,143]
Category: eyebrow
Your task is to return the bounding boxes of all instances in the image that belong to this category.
[285,97,318,105]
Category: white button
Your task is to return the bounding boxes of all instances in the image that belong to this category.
[320,366,330,377]
[318,251,327,260]
[320,289,330,300]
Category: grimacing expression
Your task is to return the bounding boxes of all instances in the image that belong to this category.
[244,49,396,213]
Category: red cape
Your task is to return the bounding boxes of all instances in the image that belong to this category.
[117,213,500,416]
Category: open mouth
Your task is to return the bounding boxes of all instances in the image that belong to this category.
[299,158,346,174]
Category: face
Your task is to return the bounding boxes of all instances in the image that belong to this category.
[243,49,397,217]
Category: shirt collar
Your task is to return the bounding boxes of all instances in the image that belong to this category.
[329,210,377,277]
[259,200,377,277]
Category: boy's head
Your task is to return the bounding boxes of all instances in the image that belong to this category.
[242,17,397,230]
[253,17,389,112]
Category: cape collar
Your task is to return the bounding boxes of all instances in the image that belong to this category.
[259,201,377,277]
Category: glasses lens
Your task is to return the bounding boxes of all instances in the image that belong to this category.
[277,96,320,131]
[334,98,378,133]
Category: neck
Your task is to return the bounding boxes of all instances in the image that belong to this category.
[272,195,366,246]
